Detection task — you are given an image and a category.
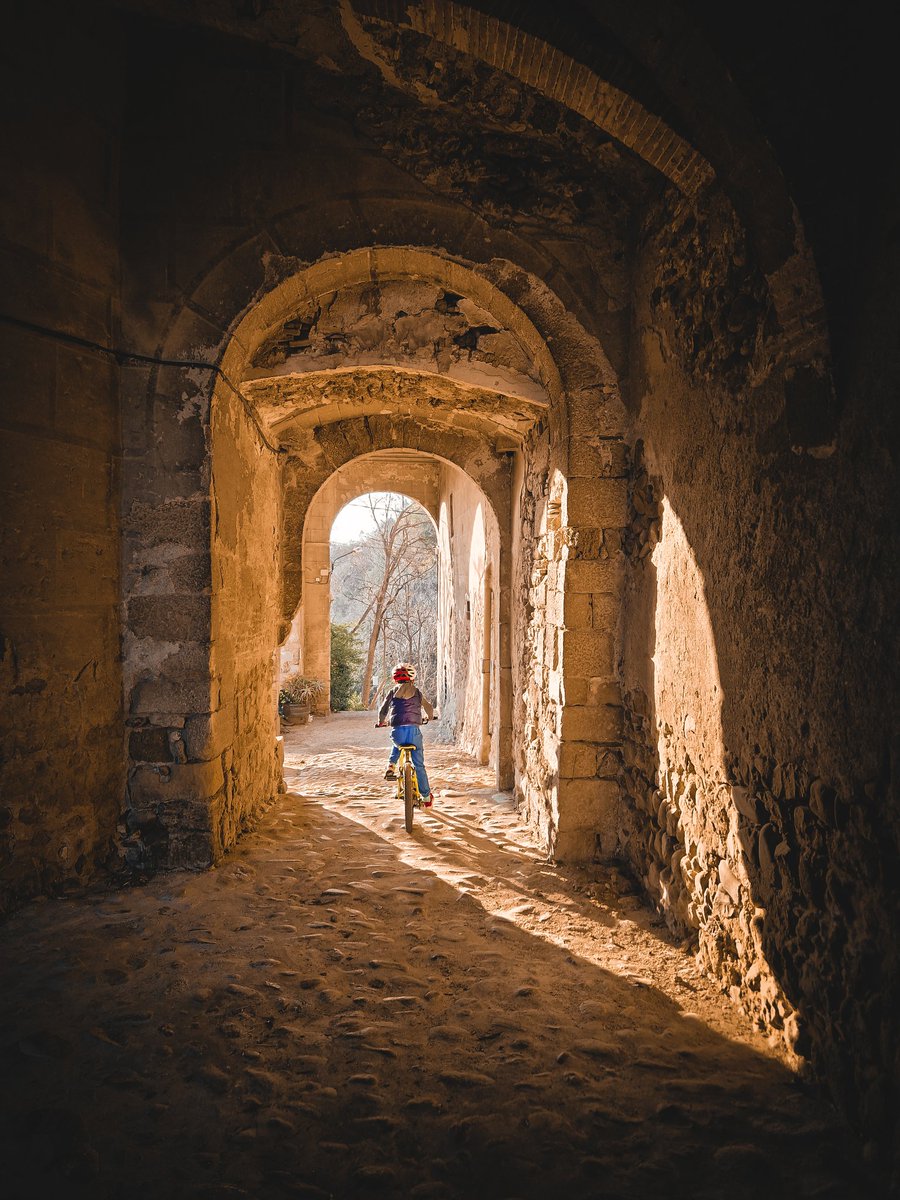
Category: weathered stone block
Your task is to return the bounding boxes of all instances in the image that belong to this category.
[564,590,619,629]
[553,828,597,862]
[557,778,619,827]
[567,478,629,528]
[559,741,600,778]
[130,674,214,715]
[568,437,629,479]
[562,593,592,628]
[561,629,615,675]
[563,676,620,705]
[154,794,222,868]
[561,704,623,743]
[128,595,211,641]
[168,552,212,592]
[564,559,624,594]
[153,404,207,473]
[183,710,232,761]
[568,388,625,438]
[124,499,210,550]
[129,726,172,762]
[129,758,225,811]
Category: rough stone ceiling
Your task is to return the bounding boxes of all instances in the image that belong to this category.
[116,0,665,239]
[246,367,544,445]
[341,0,668,215]
[243,277,550,436]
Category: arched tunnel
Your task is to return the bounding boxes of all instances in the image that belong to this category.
[0,1,897,1196]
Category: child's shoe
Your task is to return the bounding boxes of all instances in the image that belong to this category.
[384,766,397,781]
[422,794,433,808]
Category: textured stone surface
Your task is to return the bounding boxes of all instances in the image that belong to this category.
[0,715,869,1200]
[0,6,124,913]
[1,0,897,1185]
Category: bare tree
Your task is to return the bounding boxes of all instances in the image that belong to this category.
[381,569,438,699]
[333,495,437,707]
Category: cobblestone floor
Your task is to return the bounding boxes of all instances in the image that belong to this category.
[0,714,865,1199]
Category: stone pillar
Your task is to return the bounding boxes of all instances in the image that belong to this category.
[123,352,283,869]
[552,408,629,860]
[497,582,514,789]
[301,527,333,715]
[122,360,223,868]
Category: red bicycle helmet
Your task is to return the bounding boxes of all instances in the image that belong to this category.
[392,662,416,682]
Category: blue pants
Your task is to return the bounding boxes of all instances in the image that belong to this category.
[388,725,430,798]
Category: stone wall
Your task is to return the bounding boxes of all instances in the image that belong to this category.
[4,2,896,1177]
[210,387,283,857]
[0,5,124,913]
[621,188,900,1159]
[511,309,630,862]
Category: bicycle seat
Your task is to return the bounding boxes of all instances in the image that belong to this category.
[397,744,417,751]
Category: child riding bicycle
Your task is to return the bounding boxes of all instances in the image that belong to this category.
[375,662,435,807]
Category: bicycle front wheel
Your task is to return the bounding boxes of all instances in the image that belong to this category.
[403,761,415,834]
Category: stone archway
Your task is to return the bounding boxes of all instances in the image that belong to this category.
[8,2,894,1171]
[227,248,629,853]
[122,244,630,867]
[295,455,441,708]
[339,0,831,388]
[296,448,508,782]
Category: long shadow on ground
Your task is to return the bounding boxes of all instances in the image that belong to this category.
[0,789,864,1200]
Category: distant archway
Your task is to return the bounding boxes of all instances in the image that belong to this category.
[297,450,506,780]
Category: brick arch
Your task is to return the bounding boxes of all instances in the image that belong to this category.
[150,188,628,388]
[340,0,830,379]
[282,412,512,632]
[340,0,715,198]
[221,246,564,410]
[161,234,625,436]
[212,244,628,493]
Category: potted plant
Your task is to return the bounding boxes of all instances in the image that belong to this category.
[279,674,326,724]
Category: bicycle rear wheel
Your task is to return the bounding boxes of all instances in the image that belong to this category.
[403,761,415,833]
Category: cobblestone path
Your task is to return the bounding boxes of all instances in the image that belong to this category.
[0,714,864,1199]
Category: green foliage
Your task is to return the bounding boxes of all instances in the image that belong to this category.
[330,622,364,711]
[279,674,325,708]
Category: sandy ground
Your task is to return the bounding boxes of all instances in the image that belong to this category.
[0,713,866,1199]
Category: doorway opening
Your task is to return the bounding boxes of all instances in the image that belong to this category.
[329,491,438,714]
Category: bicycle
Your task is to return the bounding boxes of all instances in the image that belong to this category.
[395,741,424,833]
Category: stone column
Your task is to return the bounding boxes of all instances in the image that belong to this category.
[122,360,223,868]
[552,398,629,860]
[301,515,333,715]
